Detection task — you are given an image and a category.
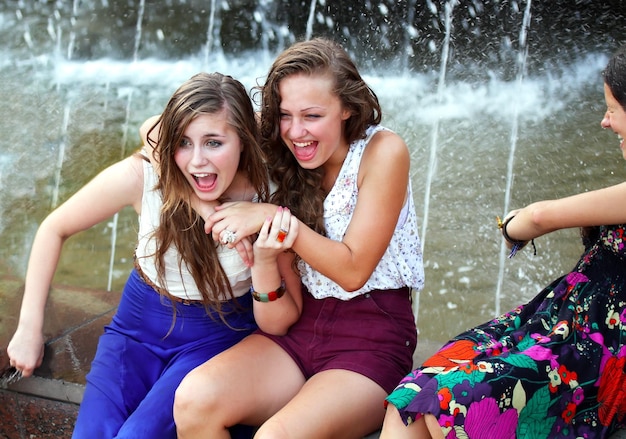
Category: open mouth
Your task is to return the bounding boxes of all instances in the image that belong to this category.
[292,140,317,161]
[193,173,217,190]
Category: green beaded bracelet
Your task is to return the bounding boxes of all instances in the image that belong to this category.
[250,281,286,302]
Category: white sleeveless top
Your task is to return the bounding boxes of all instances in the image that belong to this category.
[135,159,251,301]
[298,125,425,300]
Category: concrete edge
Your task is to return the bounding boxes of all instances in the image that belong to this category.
[5,376,83,405]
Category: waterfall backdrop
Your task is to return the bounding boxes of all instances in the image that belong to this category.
[1,0,624,347]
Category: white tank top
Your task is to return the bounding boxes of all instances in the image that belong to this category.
[135,158,251,300]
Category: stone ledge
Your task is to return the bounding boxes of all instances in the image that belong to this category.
[0,387,78,439]
[5,375,84,405]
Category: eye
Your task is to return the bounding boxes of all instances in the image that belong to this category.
[179,138,192,148]
[205,139,222,148]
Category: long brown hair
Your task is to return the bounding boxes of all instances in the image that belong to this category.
[146,72,268,318]
[255,38,381,235]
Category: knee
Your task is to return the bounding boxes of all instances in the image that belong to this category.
[174,368,220,430]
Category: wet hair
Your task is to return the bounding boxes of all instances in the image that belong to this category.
[603,45,626,110]
[256,37,382,236]
[145,72,268,319]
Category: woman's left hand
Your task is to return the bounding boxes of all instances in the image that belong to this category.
[253,206,298,263]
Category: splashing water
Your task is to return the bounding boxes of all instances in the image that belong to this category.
[0,0,620,345]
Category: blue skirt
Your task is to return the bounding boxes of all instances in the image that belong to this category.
[72,269,257,439]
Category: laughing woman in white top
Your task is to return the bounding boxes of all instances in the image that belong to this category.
[6,72,300,439]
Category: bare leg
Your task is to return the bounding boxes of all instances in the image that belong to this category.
[424,414,444,439]
[254,369,387,439]
[174,334,305,439]
[379,404,444,439]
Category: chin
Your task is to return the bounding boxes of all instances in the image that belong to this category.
[194,190,219,202]
[296,158,322,170]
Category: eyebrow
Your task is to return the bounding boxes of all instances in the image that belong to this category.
[280,106,325,113]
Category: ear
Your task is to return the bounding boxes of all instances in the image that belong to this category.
[341,108,351,121]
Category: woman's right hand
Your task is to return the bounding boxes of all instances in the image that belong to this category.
[6,327,45,378]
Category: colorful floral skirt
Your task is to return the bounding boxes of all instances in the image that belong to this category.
[386,225,626,438]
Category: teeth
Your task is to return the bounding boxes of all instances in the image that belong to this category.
[193,173,210,177]
[293,141,313,147]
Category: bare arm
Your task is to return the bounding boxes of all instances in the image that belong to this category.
[7,154,144,377]
[503,181,626,243]
[140,115,161,167]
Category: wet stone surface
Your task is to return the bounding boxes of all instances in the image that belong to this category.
[0,276,118,438]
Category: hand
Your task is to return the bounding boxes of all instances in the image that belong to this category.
[232,236,254,267]
[253,206,298,264]
[207,201,276,243]
[6,327,45,378]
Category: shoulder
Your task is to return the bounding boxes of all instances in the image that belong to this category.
[356,128,410,188]
[368,127,406,146]
[106,153,146,195]
[120,153,146,211]
[362,128,410,167]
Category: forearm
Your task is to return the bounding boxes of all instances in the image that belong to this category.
[18,222,65,333]
[503,201,560,243]
[251,257,300,335]
[292,224,374,292]
[7,223,63,376]
[250,258,283,301]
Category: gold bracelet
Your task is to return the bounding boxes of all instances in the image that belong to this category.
[250,281,285,302]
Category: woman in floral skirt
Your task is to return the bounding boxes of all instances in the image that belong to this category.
[381,46,626,439]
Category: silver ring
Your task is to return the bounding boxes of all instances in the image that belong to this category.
[221,229,237,245]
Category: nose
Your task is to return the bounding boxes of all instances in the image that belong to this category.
[190,144,208,166]
[286,118,306,138]
[601,111,610,129]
